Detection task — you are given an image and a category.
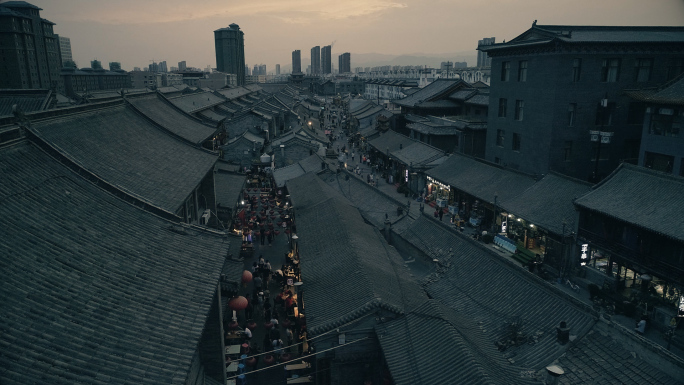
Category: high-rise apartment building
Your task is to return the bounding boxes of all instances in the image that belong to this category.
[311,46,321,75]
[58,36,72,65]
[275,64,280,75]
[321,45,332,74]
[214,23,246,85]
[178,61,187,71]
[0,1,63,90]
[159,61,168,73]
[292,50,302,73]
[338,53,351,74]
[245,65,251,76]
[477,37,495,67]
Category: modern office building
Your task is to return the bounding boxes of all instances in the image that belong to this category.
[477,37,495,67]
[0,1,63,91]
[311,46,321,75]
[292,50,302,73]
[338,52,351,74]
[178,61,187,71]
[58,36,72,65]
[275,64,280,75]
[214,23,246,85]
[321,45,332,74]
[479,23,684,181]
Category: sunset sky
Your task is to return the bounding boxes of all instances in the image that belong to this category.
[7,0,684,71]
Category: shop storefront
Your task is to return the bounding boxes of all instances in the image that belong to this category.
[426,176,452,206]
[500,214,565,271]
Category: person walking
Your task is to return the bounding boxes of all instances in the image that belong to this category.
[439,209,444,221]
[267,231,273,247]
[260,227,265,245]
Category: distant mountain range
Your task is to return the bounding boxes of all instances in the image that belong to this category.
[350,51,478,68]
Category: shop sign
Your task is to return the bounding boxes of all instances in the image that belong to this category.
[405,169,409,183]
[678,296,684,318]
[580,244,589,266]
[501,220,507,233]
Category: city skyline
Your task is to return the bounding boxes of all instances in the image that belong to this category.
[7,0,684,72]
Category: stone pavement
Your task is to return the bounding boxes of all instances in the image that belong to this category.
[228,187,306,384]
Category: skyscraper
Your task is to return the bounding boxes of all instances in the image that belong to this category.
[292,50,302,73]
[159,61,168,73]
[338,52,351,74]
[311,46,320,75]
[275,64,280,75]
[214,23,246,85]
[178,61,187,71]
[321,45,332,74]
[477,37,495,67]
[0,1,63,90]
[58,36,72,65]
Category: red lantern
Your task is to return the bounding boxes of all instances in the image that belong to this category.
[229,296,249,311]
[264,354,275,366]
[241,270,253,284]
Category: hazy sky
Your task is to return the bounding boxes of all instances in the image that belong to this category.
[8,0,684,71]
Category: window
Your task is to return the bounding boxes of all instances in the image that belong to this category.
[568,103,577,126]
[514,100,524,121]
[595,102,615,126]
[649,108,682,137]
[498,98,507,117]
[496,129,505,146]
[634,58,653,82]
[512,133,521,151]
[518,60,527,82]
[563,141,573,161]
[501,61,510,81]
[572,58,582,82]
[644,152,674,173]
[601,59,620,82]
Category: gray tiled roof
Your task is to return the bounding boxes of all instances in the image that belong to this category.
[0,142,232,385]
[500,173,592,236]
[287,173,424,335]
[391,142,446,168]
[272,154,324,187]
[216,87,253,100]
[426,154,536,203]
[128,96,216,144]
[625,74,684,106]
[198,108,227,122]
[556,329,684,385]
[481,25,684,53]
[407,122,462,135]
[0,89,51,117]
[214,170,245,208]
[449,89,477,101]
[320,171,405,228]
[30,104,217,213]
[400,216,596,369]
[466,94,490,106]
[377,300,536,385]
[368,130,414,154]
[574,163,684,242]
[394,79,466,108]
[167,92,226,114]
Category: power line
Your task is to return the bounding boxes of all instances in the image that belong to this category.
[226,337,369,381]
